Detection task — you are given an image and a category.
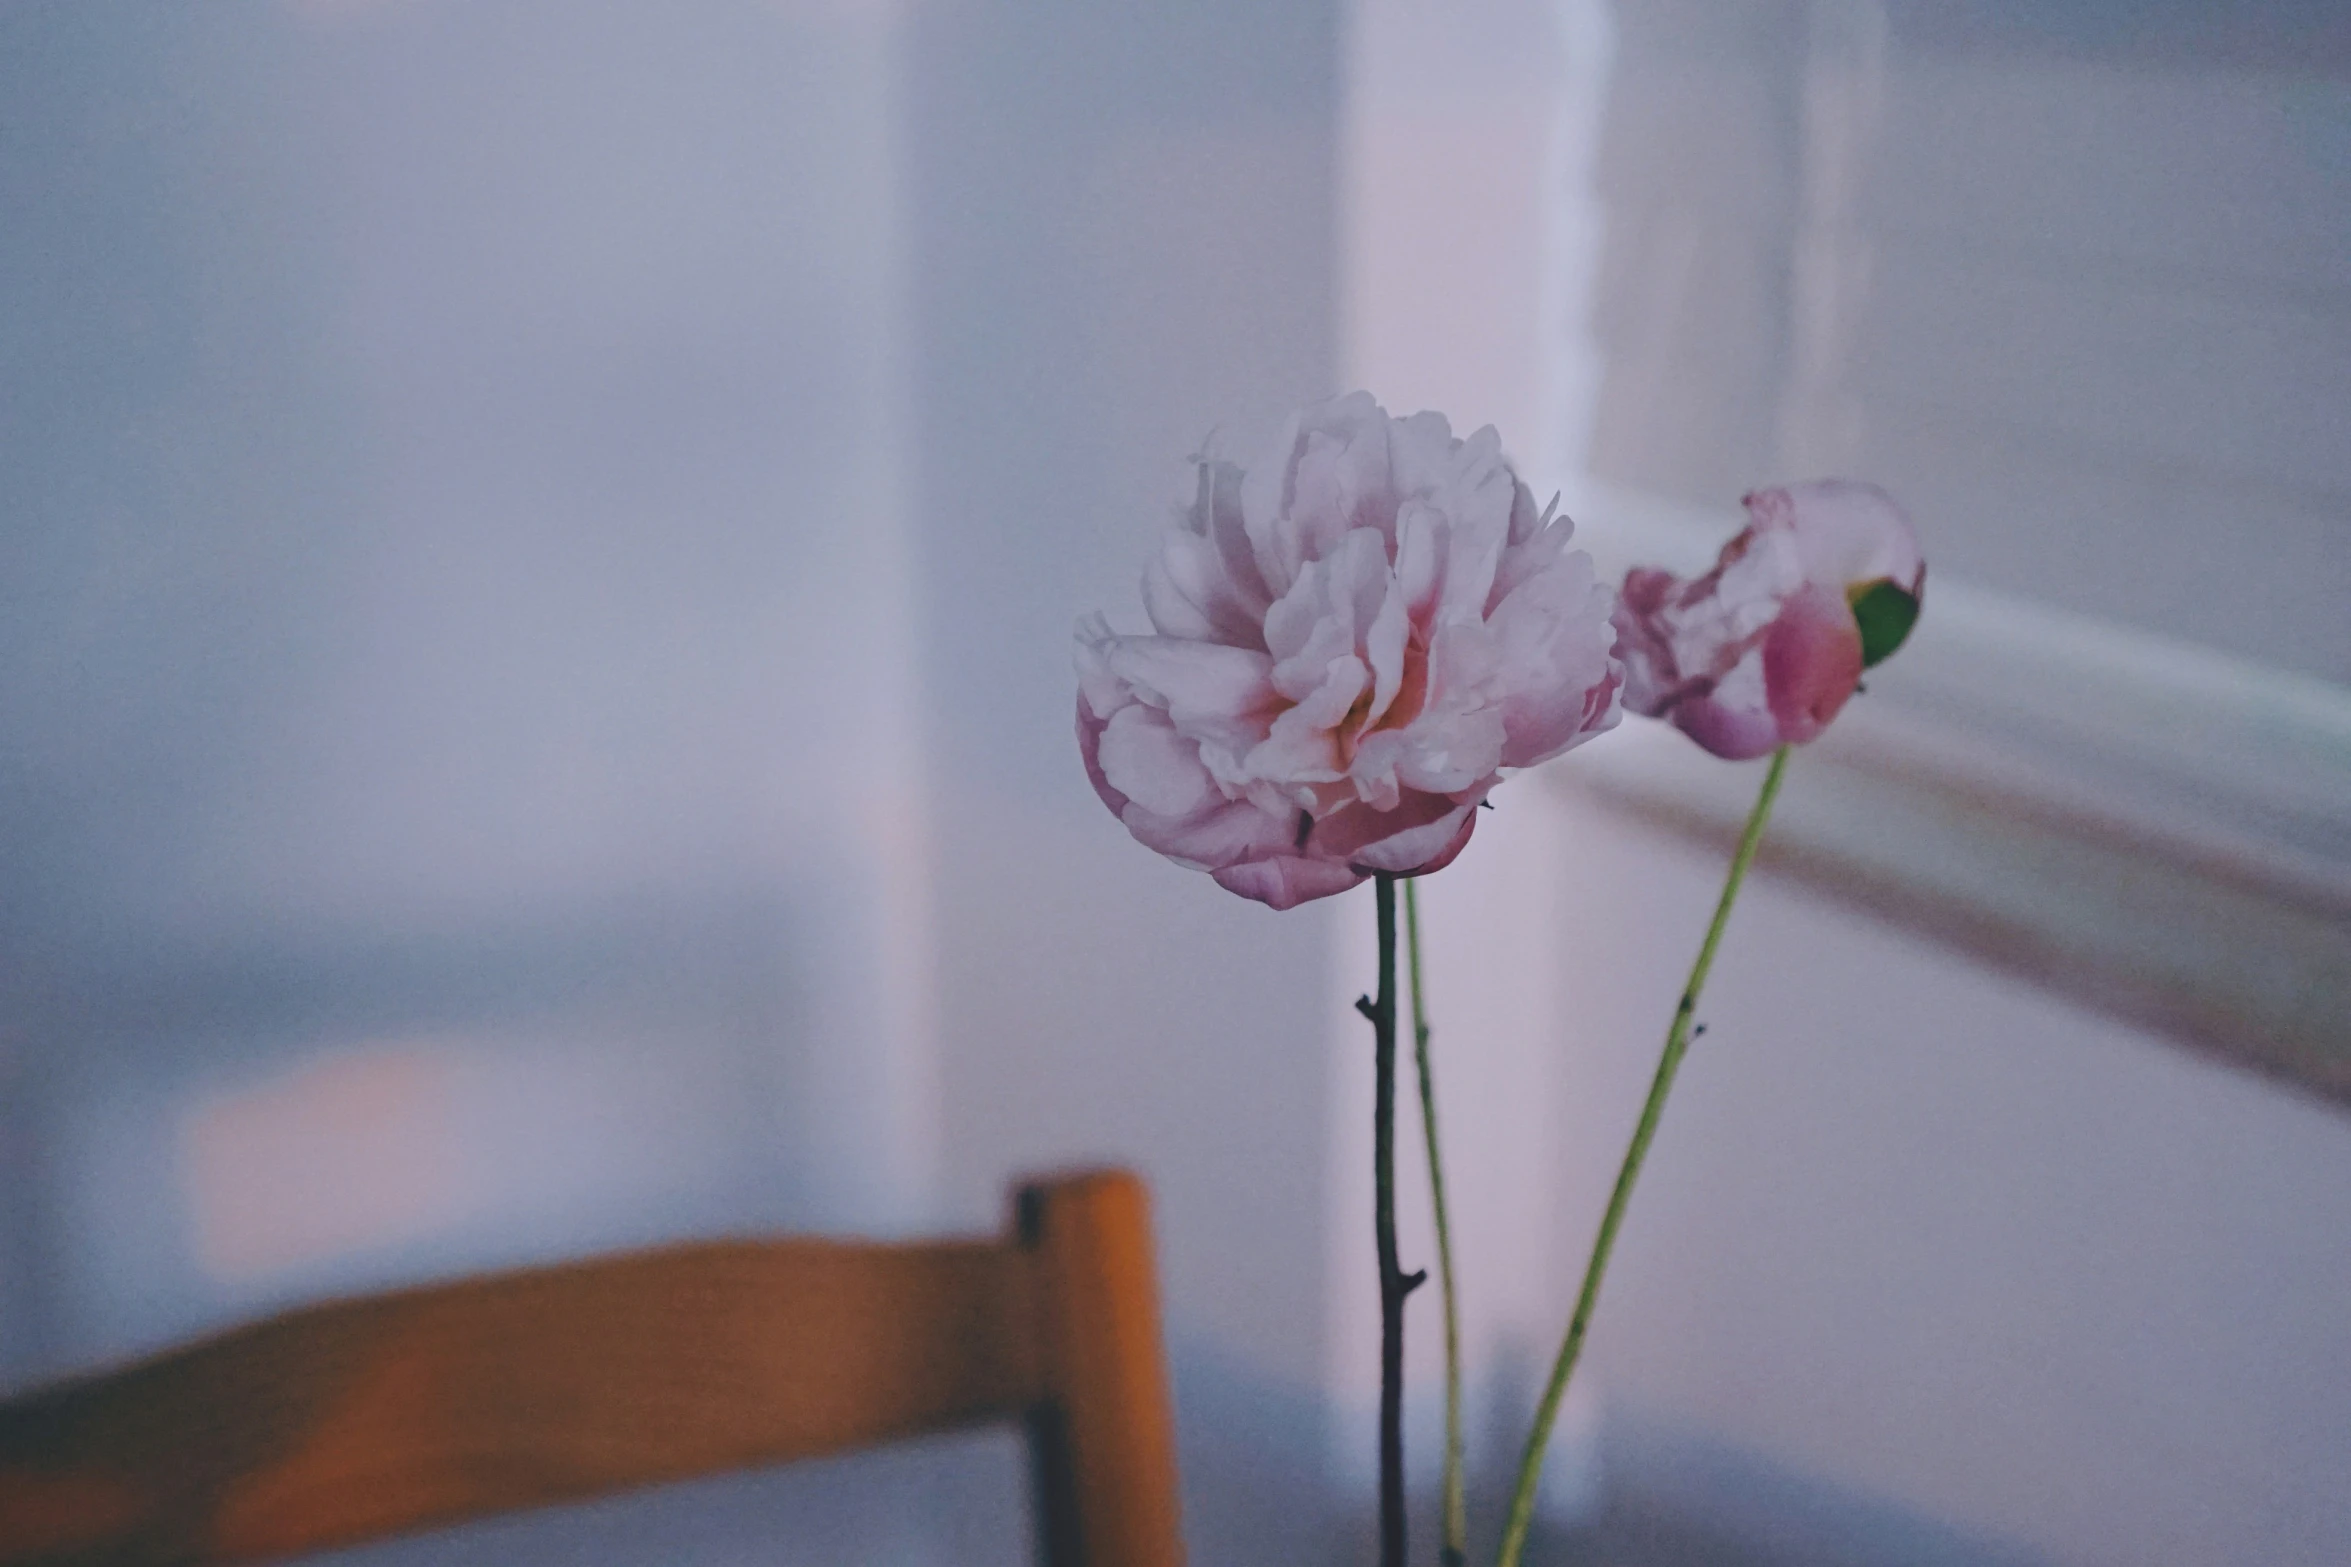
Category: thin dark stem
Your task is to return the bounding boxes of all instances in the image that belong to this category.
[1494,745,1793,1567]
[1370,872,1410,1567]
[1405,878,1467,1567]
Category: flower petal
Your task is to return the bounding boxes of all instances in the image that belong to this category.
[1762,580,1864,745]
[1489,552,1622,768]
[1748,480,1923,597]
[1211,854,1366,910]
[1243,393,1391,596]
[1076,698,1128,817]
[1125,794,1295,873]
[1611,567,1685,718]
[1198,458,1274,612]
[1309,790,1475,873]
[1074,612,1131,721]
[1360,553,1412,729]
[1670,651,1785,760]
[1095,703,1220,820]
[1145,530,1268,648]
[1105,636,1278,730]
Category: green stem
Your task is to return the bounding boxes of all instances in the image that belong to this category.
[1364,873,1413,1567]
[1493,745,1792,1567]
[1405,878,1468,1567]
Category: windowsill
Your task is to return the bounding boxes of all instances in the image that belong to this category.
[1554,479,2351,1108]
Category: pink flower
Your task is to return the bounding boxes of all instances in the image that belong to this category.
[1077,393,1623,910]
[1613,480,1924,760]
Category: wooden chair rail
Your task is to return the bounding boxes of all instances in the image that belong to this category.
[0,1169,1181,1567]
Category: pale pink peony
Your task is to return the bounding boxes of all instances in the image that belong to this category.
[1076,393,1622,910]
[1612,480,1924,761]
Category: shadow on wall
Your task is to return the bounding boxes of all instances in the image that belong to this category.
[19,888,898,1367]
[1545,1413,2059,1567]
[302,1428,1032,1567]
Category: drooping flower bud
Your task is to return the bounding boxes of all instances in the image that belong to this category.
[1612,481,1923,760]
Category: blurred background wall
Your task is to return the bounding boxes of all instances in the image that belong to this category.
[0,0,937,1363]
[3,2,2348,1565]
[0,1,1343,1562]
[1346,3,2351,1565]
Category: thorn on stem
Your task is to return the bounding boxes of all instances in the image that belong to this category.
[1400,1268,1429,1297]
[1355,994,1378,1022]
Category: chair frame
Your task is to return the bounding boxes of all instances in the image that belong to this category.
[0,1169,1181,1567]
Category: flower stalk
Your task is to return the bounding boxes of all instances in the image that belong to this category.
[1358,873,1424,1567]
[1405,878,1468,1567]
[1493,744,1793,1567]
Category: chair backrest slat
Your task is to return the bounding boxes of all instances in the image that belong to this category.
[1021,1176,1181,1567]
[0,1170,1181,1567]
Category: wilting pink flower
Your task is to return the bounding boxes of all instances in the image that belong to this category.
[1077,393,1622,910]
[1613,480,1924,760]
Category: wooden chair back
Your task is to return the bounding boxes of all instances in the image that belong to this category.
[0,1169,1182,1567]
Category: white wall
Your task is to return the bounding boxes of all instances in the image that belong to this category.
[1346,1,2351,1563]
[2,3,954,1559]
[1544,787,2351,1566]
[902,3,1350,1559]
[10,3,2346,1564]
[1,0,942,1371]
[3,2,1357,1563]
